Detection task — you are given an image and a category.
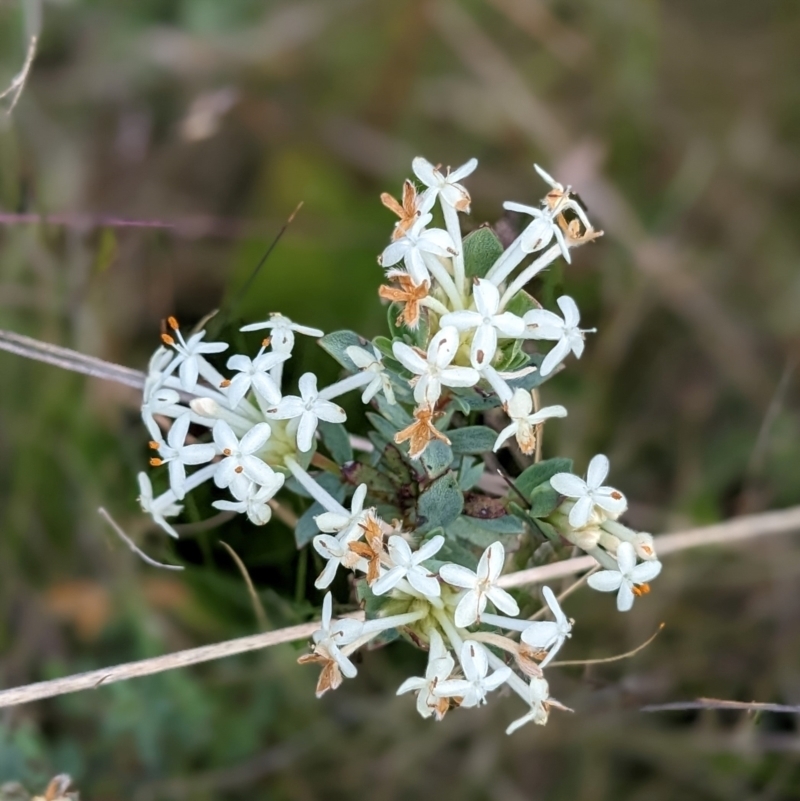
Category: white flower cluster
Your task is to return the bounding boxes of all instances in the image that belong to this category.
[135,156,663,733]
[302,529,572,734]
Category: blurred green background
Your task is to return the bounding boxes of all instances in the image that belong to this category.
[2,0,800,798]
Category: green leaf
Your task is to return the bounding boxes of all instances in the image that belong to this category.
[458,456,484,491]
[416,472,463,533]
[448,426,497,454]
[319,330,367,371]
[373,335,394,359]
[504,289,539,318]
[366,412,399,444]
[449,515,523,548]
[528,484,561,518]
[463,226,503,279]
[420,439,454,479]
[516,457,573,499]
[318,421,353,464]
[425,533,479,573]
[529,517,561,544]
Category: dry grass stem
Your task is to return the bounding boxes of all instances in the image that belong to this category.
[1,35,38,114]
[550,623,665,667]
[220,541,269,631]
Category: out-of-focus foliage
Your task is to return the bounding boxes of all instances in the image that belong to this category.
[1,0,800,798]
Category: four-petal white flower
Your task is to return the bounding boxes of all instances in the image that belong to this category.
[439,541,520,628]
[312,530,365,589]
[380,213,456,287]
[493,389,568,454]
[372,535,444,598]
[505,675,570,735]
[240,313,323,354]
[520,586,573,668]
[212,474,285,525]
[137,472,183,539]
[434,640,511,708]
[268,373,347,452]
[396,629,455,719]
[155,414,216,499]
[311,592,364,679]
[587,541,662,611]
[392,326,479,406]
[212,420,276,498]
[314,483,370,542]
[440,279,525,369]
[503,200,571,262]
[224,350,288,408]
[523,296,595,377]
[165,329,228,392]
[345,345,396,405]
[550,454,627,528]
[412,156,478,212]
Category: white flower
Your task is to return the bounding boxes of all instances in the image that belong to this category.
[440,279,525,369]
[392,326,479,406]
[435,640,511,708]
[587,541,662,612]
[493,390,568,454]
[141,387,182,441]
[268,373,347,452]
[224,350,289,408]
[520,586,572,668]
[311,592,364,679]
[345,345,396,405]
[312,530,365,589]
[506,676,569,735]
[240,313,323,353]
[550,454,627,528]
[212,420,276,498]
[137,472,183,539]
[164,328,228,392]
[439,541,519,628]
[503,200,571,262]
[212,474,285,525]
[412,156,478,212]
[314,483,370,541]
[523,296,594,377]
[372,535,444,598]
[154,414,216,499]
[380,213,456,287]
[396,630,455,719]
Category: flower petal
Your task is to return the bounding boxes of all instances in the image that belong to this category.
[550,472,587,498]
[587,570,623,593]
[586,454,610,489]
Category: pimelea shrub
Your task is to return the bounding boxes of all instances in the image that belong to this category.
[138,158,661,733]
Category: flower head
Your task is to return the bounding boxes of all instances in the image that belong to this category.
[372,534,444,598]
[314,483,370,541]
[240,313,323,354]
[378,272,430,329]
[439,541,519,628]
[434,640,511,708]
[381,179,436,240]
[523,296,595,377]
[345,345,396,405]
[586,541,662,611]
[160,318,228,392]
[520,586,573,668]
[223,350,288,408]
[137,472,183,539]
[392,326,479,406]
[550,454,627,528]
[380,214,456,287]
[505,676,570,735]
[412,156,478,212]
[268,372,347,452]
[151,414,216,499]
[493,390,568,454]
[212,474,285,525]
[396,629,455,720]
[394,405,451,460]
[212,420,275,498]
[440,279,525,369]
